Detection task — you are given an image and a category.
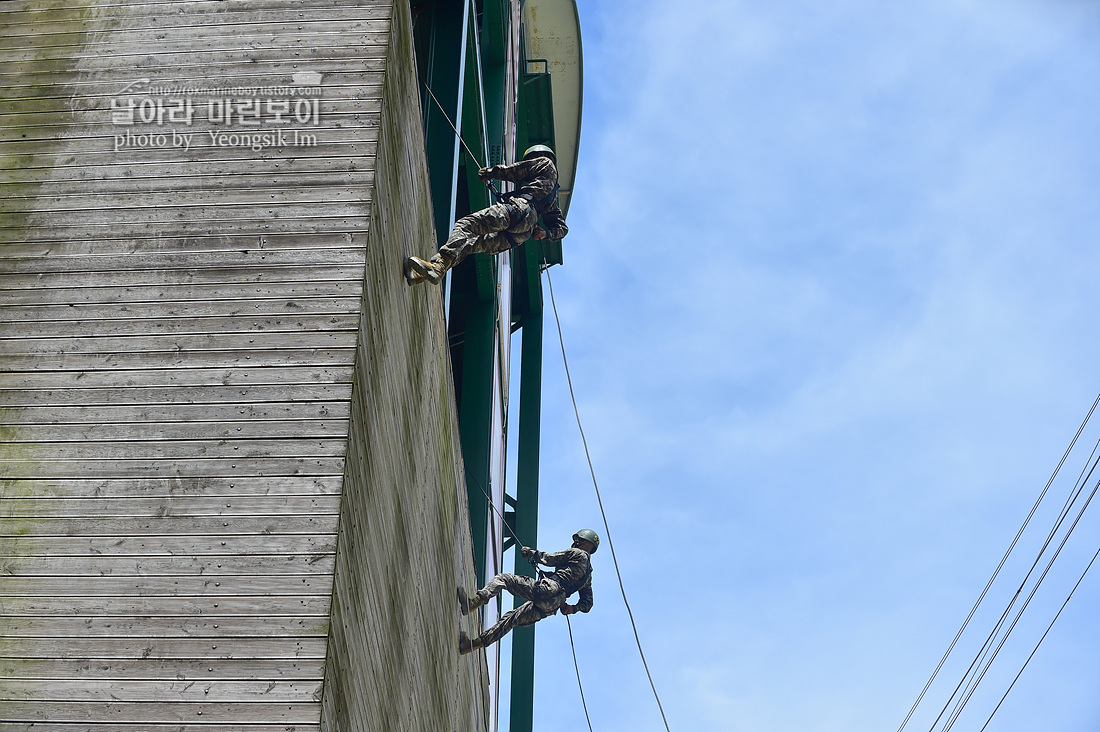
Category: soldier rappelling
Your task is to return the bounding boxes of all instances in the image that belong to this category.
[458,529,598,654]
[406,144,568,286]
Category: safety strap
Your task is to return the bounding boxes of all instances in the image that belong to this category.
[501,181,559,216]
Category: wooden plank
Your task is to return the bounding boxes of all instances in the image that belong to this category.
[0,152,377,186]
[0,28,389,54]
[0,595,331,617]
[4,16,390,40]
[0,403,351,425]
[4,193,371,222]
[2,575,332,597]
[0,265,367,291]
[0,0,386,13]
[0,515,337,537]
[0,635,327,661]
[0,615,330,638]
[0,280,362,306]
[0,137,380,166]
[0,314,360,339]
[0,535,336,557]
[0,725,319,732]
[0,42,387,68]
[1,679,324,703]
[0,457,345,479]
[0,365,355,388]
[0,351,357,373]
[6,10,390,36]
[0,383,352,405]
[1,554,336,577]
[3,68,386,96]
[0,236,367,258]
[0,421,350,444]
[0,218,373,245]
[0,477,343,500]
[0,383,352,406]
[0,438,347,460]
[0,134,382,164]
[0,185,371,215]
[0,302,361,328]
[0,0,380,12]
[0,170,373,197]
[1,657,325,680]
[0,250,365,274]
[0,701,321,724]
[1,494,342,518]
[0,331,358,356]
[0,204,371,233]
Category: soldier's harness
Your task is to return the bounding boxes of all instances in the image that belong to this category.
[525,550,593,619]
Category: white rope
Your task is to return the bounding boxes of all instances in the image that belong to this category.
[545,269,674,732]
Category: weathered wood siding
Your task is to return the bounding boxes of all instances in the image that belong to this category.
[318,2,490,731]
[0,1,486,729]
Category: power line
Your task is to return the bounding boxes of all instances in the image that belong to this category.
[940,466,1100,732]
[897,394,1100,732]
[896,394,1100,732]
[977,545,1100,732]
[545,269,674,732]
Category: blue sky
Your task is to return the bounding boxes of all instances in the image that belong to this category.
[503,1,1100,731]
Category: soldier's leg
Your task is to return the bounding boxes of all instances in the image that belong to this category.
[467,572,536,613]
[408,202,527,286]
[436,203,514,270]
[474,601,544,650]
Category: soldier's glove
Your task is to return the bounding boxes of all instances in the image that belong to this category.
[520,546,537,561]
[478,166,496,181]
[560,604,576,616]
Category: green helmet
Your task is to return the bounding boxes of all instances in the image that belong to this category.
[572,529,600,553]
[522,144,556,163]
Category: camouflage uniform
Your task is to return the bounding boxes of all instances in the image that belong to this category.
[473,546,593,648]
[436,156,569,270]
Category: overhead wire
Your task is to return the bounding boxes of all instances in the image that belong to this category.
[545,269,674,732]
[977,545,1100,732]
[896,393,1100,732]
[939,460,1100,732]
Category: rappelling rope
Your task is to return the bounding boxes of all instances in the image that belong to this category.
[565,614,596,732]
[422,82,501,201]
[455,468,488,732]
[463,466,542,577]
[545,269,674,732]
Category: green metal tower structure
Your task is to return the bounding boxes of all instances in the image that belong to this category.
[412,1,581,730]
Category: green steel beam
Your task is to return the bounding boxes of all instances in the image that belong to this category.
[507,241,547,732]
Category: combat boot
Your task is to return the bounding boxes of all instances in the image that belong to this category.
[458,587,488,615]
[459,630,483,655]
[406,255,447,286]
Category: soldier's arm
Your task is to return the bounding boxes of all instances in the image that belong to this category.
[535,547,580,567]
[575,579,593,613]
[480,158,536,183]
[540,200,568,241]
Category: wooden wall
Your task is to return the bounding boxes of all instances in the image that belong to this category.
[0,1,486,729]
